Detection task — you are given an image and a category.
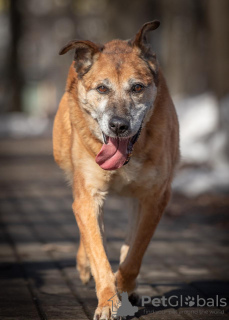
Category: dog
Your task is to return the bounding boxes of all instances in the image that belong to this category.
[53,20,179,320]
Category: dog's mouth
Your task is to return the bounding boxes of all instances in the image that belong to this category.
[95,126,142,171]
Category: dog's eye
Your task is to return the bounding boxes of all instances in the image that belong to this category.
[97,85,109,94]
[132,84,144,93]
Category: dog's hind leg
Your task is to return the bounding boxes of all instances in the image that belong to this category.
[77,237,91,284]
[119,198,140,264]
[119,199,142,305]
[116,188,171,295]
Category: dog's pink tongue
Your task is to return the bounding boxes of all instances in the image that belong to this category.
[95,137,129,170]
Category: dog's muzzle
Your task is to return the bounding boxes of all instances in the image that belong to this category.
[96,122,143,171]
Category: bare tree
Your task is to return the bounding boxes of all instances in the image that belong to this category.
[9,0,23,112]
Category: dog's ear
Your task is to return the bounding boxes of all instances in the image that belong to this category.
[131,21,160,84]
[59,40,104,77]
[132,20,160,50]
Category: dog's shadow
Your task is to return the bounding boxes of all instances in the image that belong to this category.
[124,280,228,319]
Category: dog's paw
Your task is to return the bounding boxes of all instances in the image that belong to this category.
[93,306,121,320]
[93,297,121,320]
[115,270,137,295]
[77,263,91,285]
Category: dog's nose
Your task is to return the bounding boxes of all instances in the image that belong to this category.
[109,117,129,135]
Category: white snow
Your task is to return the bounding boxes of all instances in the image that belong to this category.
[0,92,228,196]
[0,113,50,138]
[173,93,229,196]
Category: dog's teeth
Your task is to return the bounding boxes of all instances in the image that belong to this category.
[102,132,108,144]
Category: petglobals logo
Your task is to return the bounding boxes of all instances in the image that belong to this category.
[141,295,227,308]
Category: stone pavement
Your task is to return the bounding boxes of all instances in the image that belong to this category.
[0,138,229,320]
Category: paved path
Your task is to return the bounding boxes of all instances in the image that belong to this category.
[0,138,229,320]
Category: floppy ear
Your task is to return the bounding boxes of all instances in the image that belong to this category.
[59,40,104,77]
[132,21,160,83]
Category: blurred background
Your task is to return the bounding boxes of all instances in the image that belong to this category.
[0,3,228,318]
[0,0,229,195]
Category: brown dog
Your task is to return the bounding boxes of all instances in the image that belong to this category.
[53,21,179,319]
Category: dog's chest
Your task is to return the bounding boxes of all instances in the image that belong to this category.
[109,158,159,195]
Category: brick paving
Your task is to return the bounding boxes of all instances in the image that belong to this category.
[0,138,229,320]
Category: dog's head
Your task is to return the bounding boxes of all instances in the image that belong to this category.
[60,21,160,170]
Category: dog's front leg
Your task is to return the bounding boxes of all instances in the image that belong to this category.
[116,188,171,295]
[76,236,91,284]
[72,185,120,320]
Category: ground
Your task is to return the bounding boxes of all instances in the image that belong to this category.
[0,138,228,320]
